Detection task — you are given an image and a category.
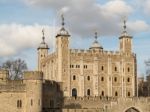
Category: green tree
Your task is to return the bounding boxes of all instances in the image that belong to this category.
[2,59,27,79]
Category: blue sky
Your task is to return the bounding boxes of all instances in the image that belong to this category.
[0,0,150,77]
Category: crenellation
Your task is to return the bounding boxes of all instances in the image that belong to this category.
[0,84,26,92]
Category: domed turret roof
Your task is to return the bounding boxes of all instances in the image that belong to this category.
[38,29,49,50]
[90,32,103,50]
[57,27,69,36]
[38,41,49,49]
[119,19,132,39]
[56,14,70,37]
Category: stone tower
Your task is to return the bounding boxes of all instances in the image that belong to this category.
[24,71,43,112]
[56,15,70,96]
[119,20,132,54]
[37,29,49,72]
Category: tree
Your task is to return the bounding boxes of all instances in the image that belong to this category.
[145,59,150,75]
[2,59,27,80]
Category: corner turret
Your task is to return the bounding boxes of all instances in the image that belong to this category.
[55,14,70,96]
[37,29,49,71]
[119,19,132,54]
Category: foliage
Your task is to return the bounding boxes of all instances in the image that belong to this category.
[2,59,27,80]
[145,59,150,75]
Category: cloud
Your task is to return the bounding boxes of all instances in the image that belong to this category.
[0,23,57,57]
[128,20,150,33]
[23,0,150,37]
[143,0,150,16]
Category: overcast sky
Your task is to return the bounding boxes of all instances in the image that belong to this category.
[0,0,150,77]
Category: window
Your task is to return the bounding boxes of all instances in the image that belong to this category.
[87,76,90,81]
[70,65,74,68]
[38,99,40,106]
[84,65,87,69]
[115,67,117,71]
[72,88,77,97]
[101,91,104,96]
[17,100,22,108]
[128,92,130,97]
[101,66,104,71]
[101,77,104,81]
[76,65,80,68]
[115,91,118,96]
[128,67,130,72]
[87,89,90,96]
[127,78,130,82]
[114,77,117,82]
[73,75,76,80]
[31,99,33,106]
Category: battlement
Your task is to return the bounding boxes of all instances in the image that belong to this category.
[64,96,117,102]
[0,69,9,80]
[117,97,150,103]
[70,49,136,57]
[0,84,26,92]
[24,71,43,80]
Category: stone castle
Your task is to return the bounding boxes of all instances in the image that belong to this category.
[0,16,150,112]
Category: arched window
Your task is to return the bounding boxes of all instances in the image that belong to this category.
[17,100,22,108]
[73,75,76,80]
[128,67,130,72]
[101,77,104,81]
[115,67,117,71]
[114,77,117,82]
[127,77,130,82]
[101,91,104,96]
[101,66,104,71]
[87,76,90,81]
[72,88,77,97]
[31,99,33,106]
[128,92,130,97]
[17,100,19,108]
[115,91,118,96]
[87,89,90,96]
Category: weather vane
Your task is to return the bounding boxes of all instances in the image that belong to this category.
[95,31,98,40]
[61,14,65,27]
[42,28,45,42]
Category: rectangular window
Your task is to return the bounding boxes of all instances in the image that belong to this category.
[31,99,33,106]
[17,100,22,108]
[84,65,87,69]
[38,99,40,106]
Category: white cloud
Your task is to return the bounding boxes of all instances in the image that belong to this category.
[0,23,57,57]
[23,0,150,37]
[128,20,150,33]
[102,0,133,16]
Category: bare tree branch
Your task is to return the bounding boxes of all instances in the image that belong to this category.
[2,59,27,80]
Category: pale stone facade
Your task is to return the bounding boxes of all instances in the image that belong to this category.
[38,18,137,98]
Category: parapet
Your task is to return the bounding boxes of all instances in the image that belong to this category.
[0,69,9,80]
[24,71,43,80]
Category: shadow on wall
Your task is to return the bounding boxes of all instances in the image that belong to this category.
[42,80,64,112]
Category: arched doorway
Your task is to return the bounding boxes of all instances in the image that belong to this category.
[125,107,140,112]
[72,88,77,97]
